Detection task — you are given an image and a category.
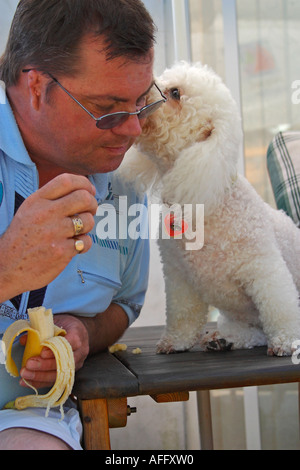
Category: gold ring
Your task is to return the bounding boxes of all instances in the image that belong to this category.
[72,215,84,236]
[75,239,85,253]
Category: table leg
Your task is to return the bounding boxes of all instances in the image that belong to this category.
[78,398,111,450]
[298,382,300,440]
[196,390,214,450]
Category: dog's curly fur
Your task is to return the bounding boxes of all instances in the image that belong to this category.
[119,62,300,356]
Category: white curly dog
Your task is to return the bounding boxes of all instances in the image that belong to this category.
[119,62,300,357]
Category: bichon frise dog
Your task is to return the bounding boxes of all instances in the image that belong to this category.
[120,62,300,357]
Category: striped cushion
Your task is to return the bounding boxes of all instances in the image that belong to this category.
[267,131,300,226]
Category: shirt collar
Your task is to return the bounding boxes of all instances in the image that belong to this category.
[0,84,35,167]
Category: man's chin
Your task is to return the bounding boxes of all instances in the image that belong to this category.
[97,154,126,174]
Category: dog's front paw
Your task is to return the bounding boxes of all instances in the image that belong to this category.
[199,330,233,352]
[267,337,300,357]
[156,337,177,354]
[156,334,195,354]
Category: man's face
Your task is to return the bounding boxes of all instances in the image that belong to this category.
[27,36,155,175]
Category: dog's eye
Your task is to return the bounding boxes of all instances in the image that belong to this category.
[170,88,181,100]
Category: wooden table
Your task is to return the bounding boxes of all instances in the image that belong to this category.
[73,325,300,450]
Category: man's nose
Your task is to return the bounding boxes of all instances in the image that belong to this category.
[112,114,143,138]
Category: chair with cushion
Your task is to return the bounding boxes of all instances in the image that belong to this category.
[267,131,300,226]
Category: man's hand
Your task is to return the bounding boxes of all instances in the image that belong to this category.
[19,314,89,390]
[19,305,129,390]
[0,174,98,303]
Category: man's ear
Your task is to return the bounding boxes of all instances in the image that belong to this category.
[25,70,43,111]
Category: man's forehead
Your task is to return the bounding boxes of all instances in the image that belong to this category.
[72,36,154,102]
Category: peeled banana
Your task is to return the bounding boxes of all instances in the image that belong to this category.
[2,306,75,418]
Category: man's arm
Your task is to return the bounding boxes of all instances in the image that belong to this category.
[19,304,129,389]
[77,303,129,356]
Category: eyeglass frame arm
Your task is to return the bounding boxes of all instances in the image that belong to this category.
[22,68,167,124]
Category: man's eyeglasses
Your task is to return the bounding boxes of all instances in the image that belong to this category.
[22,69,167,130]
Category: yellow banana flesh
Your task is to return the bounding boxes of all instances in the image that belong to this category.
[2,306,75,418]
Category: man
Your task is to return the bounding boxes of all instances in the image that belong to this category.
[0,0,160,450]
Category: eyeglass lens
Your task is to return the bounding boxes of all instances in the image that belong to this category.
[96,100,164,130]
[97,114,128,130]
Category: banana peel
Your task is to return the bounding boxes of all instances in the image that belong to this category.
[2,306,75,417]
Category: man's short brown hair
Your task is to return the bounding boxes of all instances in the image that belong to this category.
[0,0,156,86]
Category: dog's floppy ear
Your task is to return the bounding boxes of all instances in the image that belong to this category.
[161,119,242,214]
[117,146,160,195]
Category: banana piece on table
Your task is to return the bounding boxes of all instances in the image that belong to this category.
[2,306,75,417]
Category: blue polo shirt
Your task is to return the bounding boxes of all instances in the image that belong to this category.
[0,84,150,334]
